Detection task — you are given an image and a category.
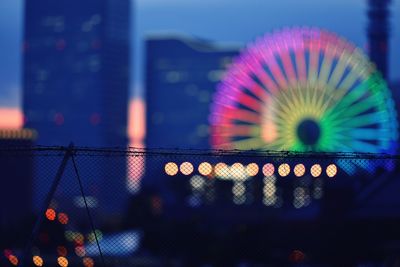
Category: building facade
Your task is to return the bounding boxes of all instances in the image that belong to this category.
[22,0,131,215]
[145,36,238,149]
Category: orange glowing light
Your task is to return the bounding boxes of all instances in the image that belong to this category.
[262,163,275,176]
[33,255,44,266]
[311,164,322,177]
[278,163,290,177]
[246,163,259,176]
[165,162,178,176]
[83,257,94,267]
[58,213,69,225]
[8,255,18,266]
[180,162,194,175]
[198,162,212,176]
[128,98,146,140]
[294,164,305,177]
[326,164,337,177]
[57,256,69,267]
[0,108,23,129]
[45,208,56,221]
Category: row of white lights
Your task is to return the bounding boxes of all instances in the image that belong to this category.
[164,162,338,178]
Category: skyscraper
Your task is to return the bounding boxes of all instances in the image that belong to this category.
[23,0,130,147]
[367,0,390,79]
[145,35,238,149]
[22,0,131,215]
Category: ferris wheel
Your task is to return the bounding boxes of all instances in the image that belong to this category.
[210,28,398,161]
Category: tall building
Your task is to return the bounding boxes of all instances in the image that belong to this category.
[367,0,390,79]
[22,0,131,215]
[0,129,36,248]
[145,35,239,149]
[23,0,130,147]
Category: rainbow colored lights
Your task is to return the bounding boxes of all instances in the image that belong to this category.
[210,28,398,161]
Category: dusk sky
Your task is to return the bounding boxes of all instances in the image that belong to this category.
[0,0,399,107]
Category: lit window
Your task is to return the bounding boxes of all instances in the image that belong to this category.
[311,164,322,177]
[180,162,194,175]
[262,163,275,176]
[278,163,290,177]
[294,164,305,177]
[326,164,337,177]
[164,162,178,176]
[198,162,212,176]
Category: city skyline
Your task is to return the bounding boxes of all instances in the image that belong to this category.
[1,0,400,108]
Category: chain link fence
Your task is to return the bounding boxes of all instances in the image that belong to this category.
[1,146,400,266]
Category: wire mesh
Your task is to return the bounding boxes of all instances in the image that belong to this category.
[1,147,400,266]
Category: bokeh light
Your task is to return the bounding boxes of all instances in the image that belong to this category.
[57,256,69,267]
[33,255,44,266]
[326,164,338,177]
[83,257,94,267]
[164,162,178,176]
[231,163,246,180]
[58,212,69,225]
[262,163,275,176]
[180,162,194,175]
[278,163,290,177]
[75,246,86,257]
[311,164,322,177]
[198,162,212,176]
[45,208,56,221]
[215,162,229,178]
[294,164,306,177]
[8,255,18,266]
[246,163,259,176]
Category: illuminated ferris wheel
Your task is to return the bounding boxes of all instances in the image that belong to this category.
[210,27,398,156]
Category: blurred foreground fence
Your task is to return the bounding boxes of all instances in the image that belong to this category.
[1,146,400,266]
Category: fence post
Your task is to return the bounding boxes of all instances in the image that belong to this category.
[22,143,74,267]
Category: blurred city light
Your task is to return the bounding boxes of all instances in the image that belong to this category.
[294,164,306,177]
[198,162,212,176]
[33,255,44,266]
[57,256,68,267]
[311,164,322,177]
[164,162,178,176]
[278,163,290,177]
[326,163,338,177]
[45,208,56,221]
[262,163,275,176]
[246,163,259,176]
[180,162,194,175]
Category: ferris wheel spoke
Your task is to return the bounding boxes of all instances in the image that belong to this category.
[340,111,387,128]
[295,50,307,86]
[342,128,392,141]
[223,107,260,124]
[307,47,320,86]
[261,46,290,89]
[317,50,334,86]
